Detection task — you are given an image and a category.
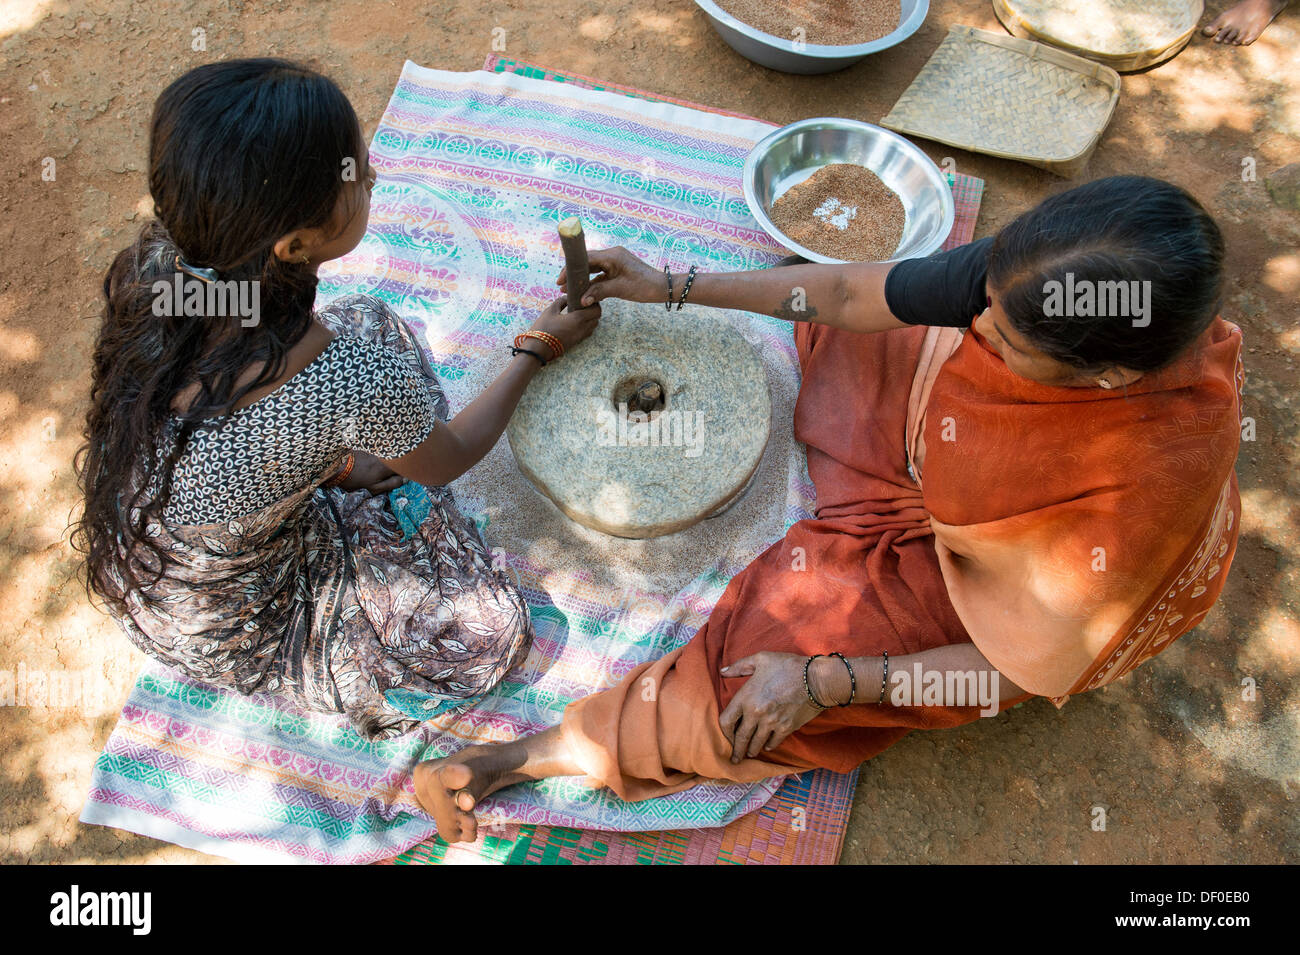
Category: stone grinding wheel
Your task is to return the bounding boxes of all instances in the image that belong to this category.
[507,298,771,539]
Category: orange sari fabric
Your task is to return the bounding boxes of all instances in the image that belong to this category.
[561,318,1243,798]
[922,318,1243,701]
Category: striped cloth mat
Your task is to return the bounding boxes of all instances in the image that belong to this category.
[80,59,983,865]
[482,54,984,259]
[390,765,856,865]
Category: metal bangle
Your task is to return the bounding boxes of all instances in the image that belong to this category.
[877,651,889,705]
[664,265,674,311]
[803,654,829,709]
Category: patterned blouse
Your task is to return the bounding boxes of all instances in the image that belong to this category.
[158,332,438,526]
[113,295,533,740]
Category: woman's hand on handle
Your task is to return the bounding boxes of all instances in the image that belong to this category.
[555,246,662,307]
[556,245,908,335]
[528,293,602,357]
[718,651,826,763]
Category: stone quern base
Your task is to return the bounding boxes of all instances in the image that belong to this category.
[507,298,772,539]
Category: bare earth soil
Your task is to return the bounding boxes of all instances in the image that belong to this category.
[0,0,1296,863]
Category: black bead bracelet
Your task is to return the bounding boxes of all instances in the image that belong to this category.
[675,264,697,310]
[510,345,547,366]
[664,264,699,311]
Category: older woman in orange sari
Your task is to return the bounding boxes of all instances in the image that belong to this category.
[414,175,1244,842]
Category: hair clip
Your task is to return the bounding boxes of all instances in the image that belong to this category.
[175,254,220,283]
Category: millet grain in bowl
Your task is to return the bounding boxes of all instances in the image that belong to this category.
[769,163,905,262]
[713,0,901,46]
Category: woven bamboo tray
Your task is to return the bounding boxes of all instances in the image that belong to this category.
[993,0,1203,72]
[880,25,1120,178]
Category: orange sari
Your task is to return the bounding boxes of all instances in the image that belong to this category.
[560,317,1244,800]
[923,320,1242,701]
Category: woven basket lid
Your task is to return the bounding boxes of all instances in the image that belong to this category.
[993,0,1203,71]
[880,25,1120,177]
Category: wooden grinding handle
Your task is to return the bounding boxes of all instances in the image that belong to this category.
[558,216,590,310]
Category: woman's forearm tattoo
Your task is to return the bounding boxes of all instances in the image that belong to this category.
[773,289,818,323]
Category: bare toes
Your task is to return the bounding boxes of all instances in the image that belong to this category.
[438,761,473,793]
[414,760,478,843]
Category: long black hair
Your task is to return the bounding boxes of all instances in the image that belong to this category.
[73,58,366,613]
[987,175,1225,373]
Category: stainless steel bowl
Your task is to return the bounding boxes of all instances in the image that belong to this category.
[694,0,929,74]
[743,118,954,265]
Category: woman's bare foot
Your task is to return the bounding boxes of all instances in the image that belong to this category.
[413,742,527,844]
[1202,0,1288,45]
[412,726,581,843]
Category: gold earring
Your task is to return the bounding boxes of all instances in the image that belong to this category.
[300,255,309,264]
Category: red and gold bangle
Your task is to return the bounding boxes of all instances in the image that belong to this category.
[325,452,355,488]
[528,330,564,359]
[515,330,563,360]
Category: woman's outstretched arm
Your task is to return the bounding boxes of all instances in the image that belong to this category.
[380,295,601,487]
[558,247,908,335]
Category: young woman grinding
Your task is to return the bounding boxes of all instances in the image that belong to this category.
[74,59,600,739]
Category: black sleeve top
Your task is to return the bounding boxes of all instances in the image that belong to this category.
[883,236,993,328]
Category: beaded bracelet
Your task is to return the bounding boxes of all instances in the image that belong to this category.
[675,264,697,311]
[877,650,889,705]
[663,266,674,312]
[324,452,355,488]
[510,345,546,366]
[828,651,855,707]
[803,654,829,709]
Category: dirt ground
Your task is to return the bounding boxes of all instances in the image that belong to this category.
[0,0,1296,864]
